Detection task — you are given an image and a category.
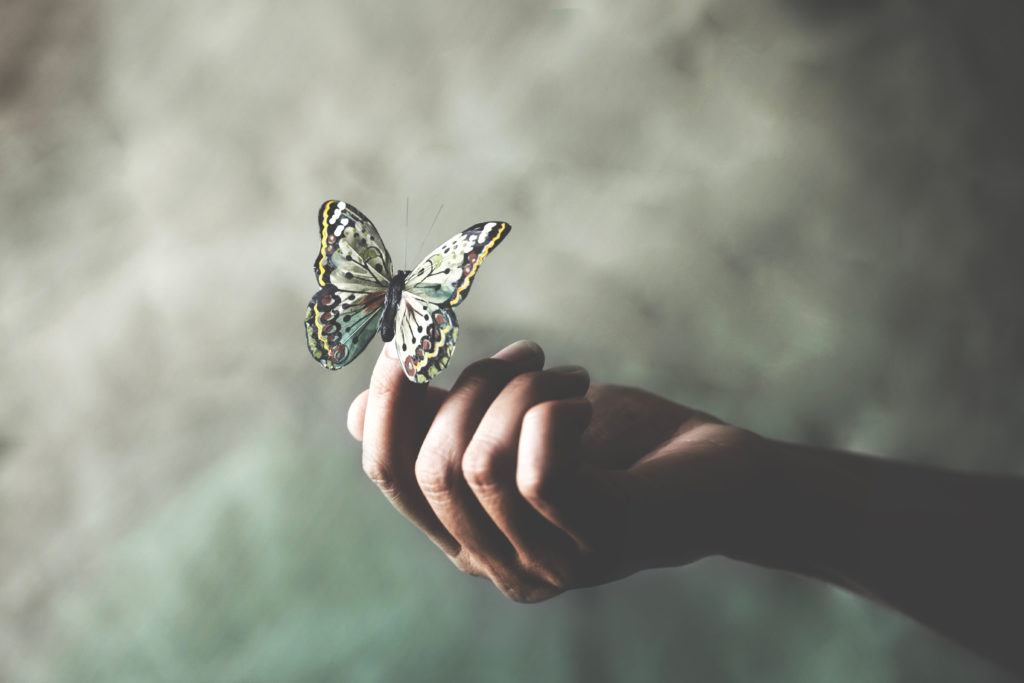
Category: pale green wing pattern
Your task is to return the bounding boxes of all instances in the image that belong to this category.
[403,221,510,306]
[314,200,393,288]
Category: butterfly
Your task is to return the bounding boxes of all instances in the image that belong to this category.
[305,200,511,383]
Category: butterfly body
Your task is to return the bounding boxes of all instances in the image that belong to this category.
[305,200,510,383]
[379,270,408,343]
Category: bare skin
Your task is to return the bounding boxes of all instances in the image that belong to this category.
[348,340,1024,676]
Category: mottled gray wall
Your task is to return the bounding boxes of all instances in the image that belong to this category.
[2,1,1022,681]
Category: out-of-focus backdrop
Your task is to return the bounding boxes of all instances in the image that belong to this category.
[2,1,1022,681]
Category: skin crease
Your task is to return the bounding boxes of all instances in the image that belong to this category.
[348,340,1024,676]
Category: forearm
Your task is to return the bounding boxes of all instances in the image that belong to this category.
[725,439,1024,675]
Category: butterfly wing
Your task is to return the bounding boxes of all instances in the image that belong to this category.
[307,199,392,370]
[391,293,459,383]
[305,284,385,370]
[403,221,510,306]
[314,200,394,287]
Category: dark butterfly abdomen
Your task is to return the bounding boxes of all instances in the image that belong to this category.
[378,270,408,342]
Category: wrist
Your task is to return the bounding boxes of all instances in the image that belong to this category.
[646,423,775,565]
[719,437,868,582]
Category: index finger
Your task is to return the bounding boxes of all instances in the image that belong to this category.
[361,344,460,555]
[348,385,448,442]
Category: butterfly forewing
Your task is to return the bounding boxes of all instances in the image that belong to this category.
[306,284,385,369]
[315,200,394,287]
[403,221,510,306]
[391,293,459,383]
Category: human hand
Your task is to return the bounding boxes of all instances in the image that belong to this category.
[347,340,761,602]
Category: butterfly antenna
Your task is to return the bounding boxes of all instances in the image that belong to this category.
[404,196,410,269]
[414,203,445,260]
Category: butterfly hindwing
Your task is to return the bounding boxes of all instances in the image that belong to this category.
[305,284,385,370]
[315,200,394,287]
[403,221,510,306]
[391,293,459,384]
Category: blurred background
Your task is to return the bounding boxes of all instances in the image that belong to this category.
[2,0,1023,681]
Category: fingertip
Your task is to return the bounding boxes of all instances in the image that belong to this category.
[492,339,545,370]
[370,342,411,397]
[363,342,428,456]
[347,389,369,441]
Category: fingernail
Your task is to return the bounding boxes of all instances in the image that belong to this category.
[492,340,544,367]
[384,342,399,359]
[547,365,588,378]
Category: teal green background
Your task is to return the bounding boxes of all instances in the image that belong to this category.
[2,1,1022,681]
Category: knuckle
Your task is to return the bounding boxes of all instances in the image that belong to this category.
[518,551,583,595]
[361,457,395,491]
[414,452,460,496]
[360,454,389,482]
[503,586,532,604]
[490,574,530,603]
[462,435,510,491]
[450,553,485,577]
[499,580,559,604]
[516,461,551,502]
[538,563,577,593]
[461,454,497,491]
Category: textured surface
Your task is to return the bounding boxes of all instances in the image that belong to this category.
[2,1,1023,681]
